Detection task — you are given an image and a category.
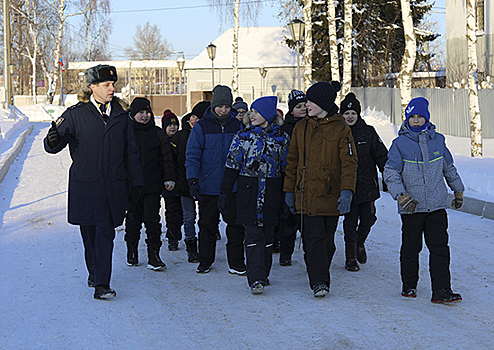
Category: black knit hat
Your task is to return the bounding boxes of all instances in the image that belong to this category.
[191,101,210,118]
[130,97,152,118]
[306,81,341,113]
[211,85,233,110]
[85,64,118,87]
[288,89,307,114]
[340,92,361,116]
[233,97,248,111]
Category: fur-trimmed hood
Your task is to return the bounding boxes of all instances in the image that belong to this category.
[77,88,130,111]
[241,110,284,127]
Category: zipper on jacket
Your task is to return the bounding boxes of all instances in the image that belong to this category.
[347,137,353,156]
[415,153,420,170]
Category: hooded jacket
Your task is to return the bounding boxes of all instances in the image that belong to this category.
[350,117,388,204]
[383,121,464,214]
[44,89,144,227]
[130,111,174,195]
[185,106,242,195]
[220,114,290,226]
[283,110,358,216]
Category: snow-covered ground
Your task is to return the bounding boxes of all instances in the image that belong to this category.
[0,105,493,349]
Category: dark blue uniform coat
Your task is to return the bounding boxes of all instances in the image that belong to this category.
[44,94,144,228]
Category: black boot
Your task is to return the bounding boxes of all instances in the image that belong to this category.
[126,242,138,266]
[147,244,166,271]
[185,237,200,263]
[345,243,360,271]
[356,236,367,264]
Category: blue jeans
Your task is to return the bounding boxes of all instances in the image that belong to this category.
[181,196,197,241]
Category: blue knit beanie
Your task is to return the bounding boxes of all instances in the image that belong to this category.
[405,97,430,131]
[251,96,278,123]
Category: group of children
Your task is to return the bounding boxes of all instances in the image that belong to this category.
[126,83,465,303]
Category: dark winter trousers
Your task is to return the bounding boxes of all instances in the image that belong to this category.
[302,215,338,289]
[244,225,275,286]
[80,224,115,287]
[343,201,377,245]
[198,194,245,269]
[125,193,162,247]
[277,211,300,260]
[163,195,183,243]
[400,209,451,291]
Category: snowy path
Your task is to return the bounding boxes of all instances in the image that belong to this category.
[0,123,493,349]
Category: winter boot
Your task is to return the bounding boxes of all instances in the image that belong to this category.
[345,243,360,271]
[126,242,139,266]
[185,237,200,263]
[356,237,367,264]
[431,288,462,304]
[147,244,166,271]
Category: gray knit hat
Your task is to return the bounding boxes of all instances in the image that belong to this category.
[211,85,233,110]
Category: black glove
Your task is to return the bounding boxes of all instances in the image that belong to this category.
[47,121,60,148]
[218,193,229,216]
[128,186,143,203]
[189,179,202,201]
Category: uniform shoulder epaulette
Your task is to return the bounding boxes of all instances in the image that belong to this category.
[67,101,85,110]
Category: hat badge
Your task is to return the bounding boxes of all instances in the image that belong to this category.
[406,106,415,115]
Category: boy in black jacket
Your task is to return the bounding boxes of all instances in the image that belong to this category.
[125,98,176,271]
[340,93,388,271]
[161,109,183,251]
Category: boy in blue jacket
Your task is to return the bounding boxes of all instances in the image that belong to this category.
[384,97,464,304]
[185,85,245,274]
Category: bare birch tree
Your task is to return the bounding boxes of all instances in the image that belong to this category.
[303,0,313,90]
[398,0,416,120]
[466,0,482,157]
[341,0,352,96]
[326,0,339,83]
[207,0,261,96]
[44,0,97,102]
[78,0,112,61]
[11,0,47,104]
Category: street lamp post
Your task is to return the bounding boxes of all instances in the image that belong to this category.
[288,19,305,91]
[176,53,185,116]
[8,63,15,121]
[207,42,216,89]
[259,65,267,97]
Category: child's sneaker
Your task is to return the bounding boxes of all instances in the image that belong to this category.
[313,282,329,298]
[431,288,462,304]
[250,281,264,295]
[168,241,179,251]
[402,285,417,298]
[228,267,246,276]
[196,263,212,274]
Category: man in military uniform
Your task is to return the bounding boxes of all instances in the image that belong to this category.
[44,64,144,299]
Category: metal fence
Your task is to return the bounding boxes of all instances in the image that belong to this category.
[352,87,494,139]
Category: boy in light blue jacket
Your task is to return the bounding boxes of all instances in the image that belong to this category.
[384,97,464,304]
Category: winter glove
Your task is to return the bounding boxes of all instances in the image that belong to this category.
[47,121,60,148]
[218,193,229,216]
[128,186,143,203]
[285,192,296,215]
[281,200,291,220]
[164,181,175,191]
[188,179,202,201]
[451,192,464,209]
[398,193,419,214]
[337,189,353,214]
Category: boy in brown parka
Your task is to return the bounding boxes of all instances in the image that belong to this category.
[283,81,358,298]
